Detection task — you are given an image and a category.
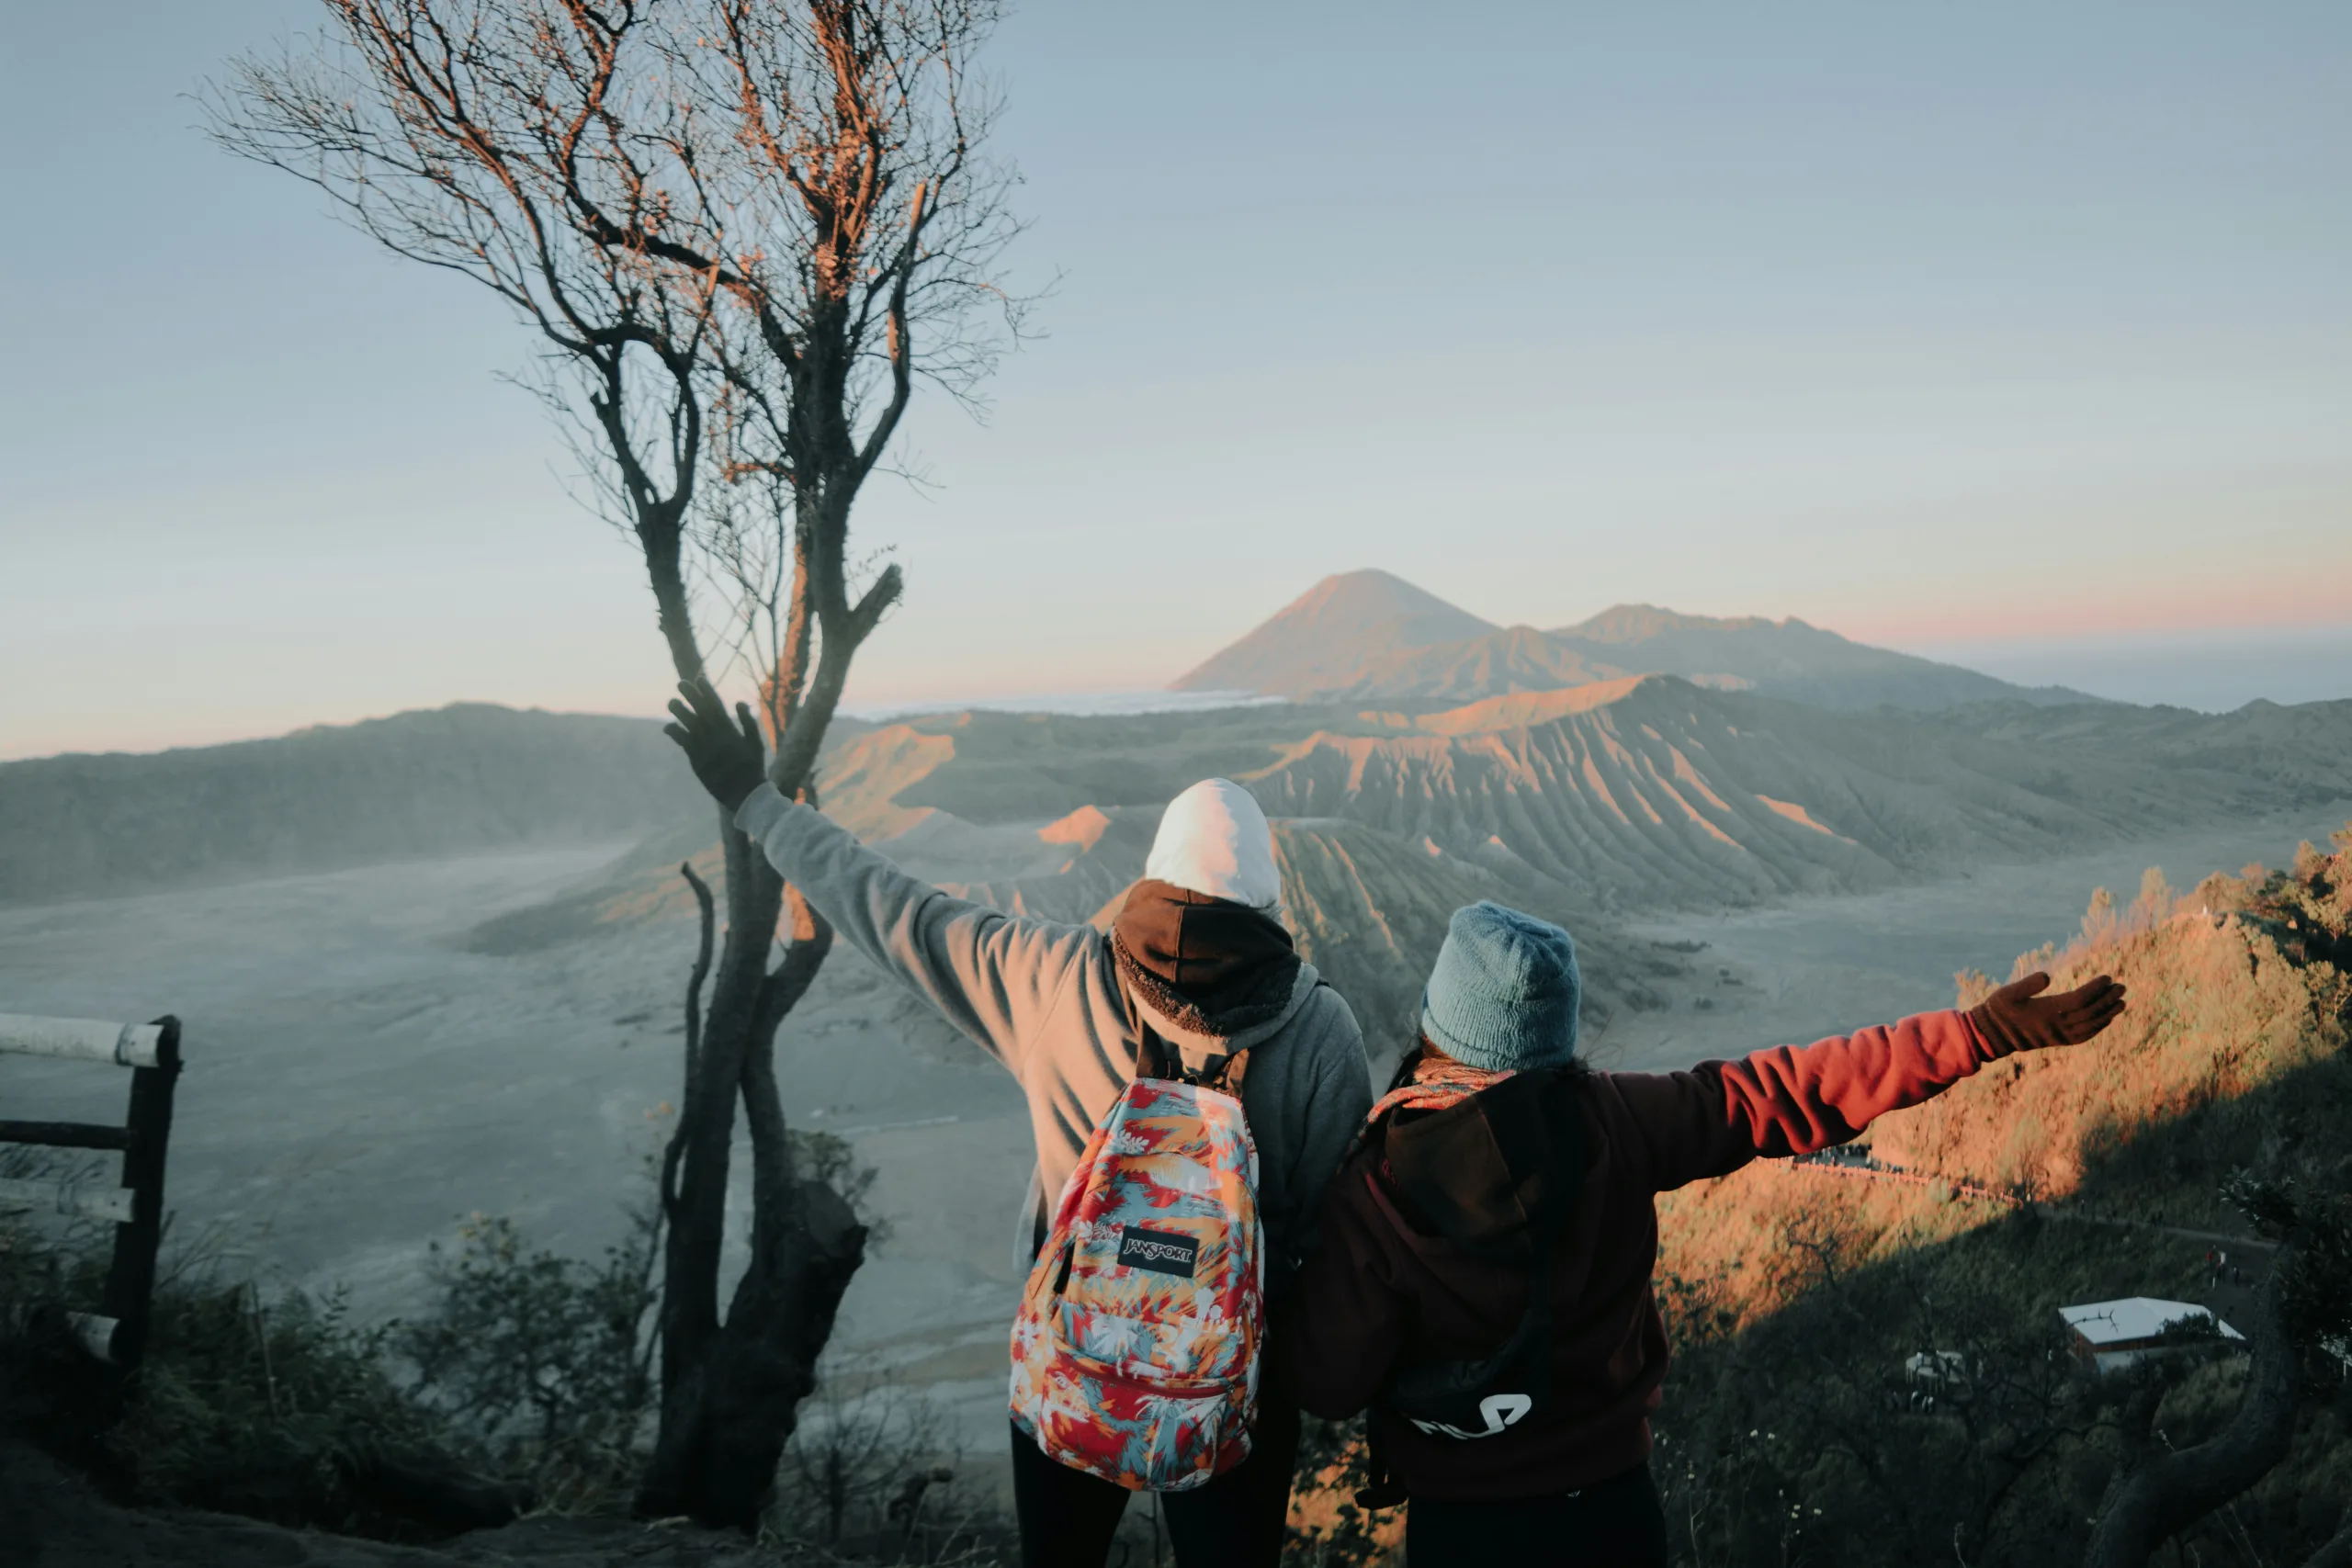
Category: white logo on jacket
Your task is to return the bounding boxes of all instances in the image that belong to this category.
[1408,1393,1534,1440]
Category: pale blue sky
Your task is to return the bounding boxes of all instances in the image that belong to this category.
[4,1,2347,758]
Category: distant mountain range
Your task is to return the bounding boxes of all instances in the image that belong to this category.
[12,676,2350,1055]
[0,705,697,905]
[1174,569,2100,711]
[467,677,2352,1043]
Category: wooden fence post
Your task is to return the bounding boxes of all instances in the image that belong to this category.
[98,1015,180,1372]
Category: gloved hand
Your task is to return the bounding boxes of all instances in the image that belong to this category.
[1968,971,2127,1055]
[662,678,770,814]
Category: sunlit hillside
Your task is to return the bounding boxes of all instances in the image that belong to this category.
[1631,827,2352,1566]
[1656,828,2352,1327]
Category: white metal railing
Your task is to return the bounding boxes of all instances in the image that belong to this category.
[0,1010,183,1372]
[0,1013,165,1069]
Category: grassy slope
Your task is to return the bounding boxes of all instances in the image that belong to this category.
[1646,828,2352,1566]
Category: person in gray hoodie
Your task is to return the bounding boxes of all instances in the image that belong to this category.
[664,679,1374,1568]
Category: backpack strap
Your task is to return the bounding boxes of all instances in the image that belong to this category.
[1211,1045,1250,1097]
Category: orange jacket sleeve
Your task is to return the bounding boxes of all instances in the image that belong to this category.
[1608,1009,1996,1192]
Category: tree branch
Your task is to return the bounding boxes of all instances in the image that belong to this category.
[662,858,718,1223]
[2083,1252,2303,1568]
[741,884,835,1275]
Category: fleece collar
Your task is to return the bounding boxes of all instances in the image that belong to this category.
[1113,877,1305,1043]
[1130,964,1324,1079]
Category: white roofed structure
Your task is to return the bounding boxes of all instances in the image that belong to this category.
[2059,1297,2244,1373]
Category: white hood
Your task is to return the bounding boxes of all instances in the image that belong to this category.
[1144,778,1281,909]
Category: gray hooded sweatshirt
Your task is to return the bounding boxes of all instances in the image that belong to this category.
[733,784,1374,1292]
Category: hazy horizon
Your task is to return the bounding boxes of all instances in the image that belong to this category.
[7,613,2351,764]
[4,1,2346,760]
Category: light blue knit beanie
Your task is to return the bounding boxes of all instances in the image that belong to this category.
[1419,901,1581,1071]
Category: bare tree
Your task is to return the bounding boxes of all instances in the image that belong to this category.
[208,0,1022,1527]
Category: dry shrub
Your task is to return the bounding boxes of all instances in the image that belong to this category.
[397,1207,660,1514]
[2,1195,458,1539]
[1656,1165,1992,1329]
[107,1270,448,1531]
[768,1368,963,1559]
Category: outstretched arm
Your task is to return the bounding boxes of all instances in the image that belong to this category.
[664,680,1091,1074]
[1613,973,2126,1193]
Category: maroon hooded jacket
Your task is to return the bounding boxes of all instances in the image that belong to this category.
[1288,1009,1999,1500]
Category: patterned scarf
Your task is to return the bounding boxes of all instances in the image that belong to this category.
[1349,1050,1515,1171]
[1370,1052,1515,1122]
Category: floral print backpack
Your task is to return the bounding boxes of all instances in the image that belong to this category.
[1008,1032,1264,1491]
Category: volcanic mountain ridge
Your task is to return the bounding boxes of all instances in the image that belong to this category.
[1173,568,2099,710]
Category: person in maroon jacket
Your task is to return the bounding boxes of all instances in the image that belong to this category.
[1290,901,2126,1567]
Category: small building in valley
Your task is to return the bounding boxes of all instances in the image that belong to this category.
[2059,1297,2244,1374]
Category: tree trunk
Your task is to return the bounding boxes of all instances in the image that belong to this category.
[635,795,871,1528]
[2082,1252,2303,1568]
[624,190,906,1531]
[676,1177,866,1529]
[628,518,873,1524]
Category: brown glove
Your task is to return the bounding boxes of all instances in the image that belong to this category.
[662,678,770,813]
[1968,972,2127,1055]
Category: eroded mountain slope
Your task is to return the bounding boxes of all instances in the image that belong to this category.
[463,683,2352,1027]
[463,717,1702,1055]
[1325,625,1632,703]
[820,705,1329,826]
[1241,679,2352,913]
[1266,818,1682,1062]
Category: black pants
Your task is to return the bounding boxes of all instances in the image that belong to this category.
[1009,1396,1302,1568]
[1406,1462,1668,1568]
